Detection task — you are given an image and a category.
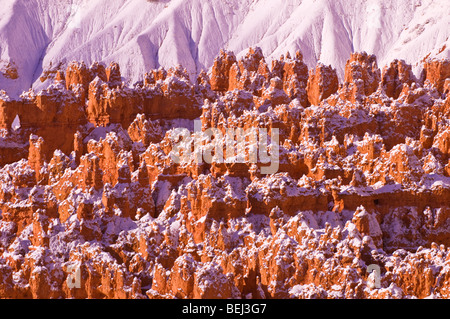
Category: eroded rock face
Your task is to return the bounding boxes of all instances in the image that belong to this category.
[210,50,237,92]
[423,59,450,94]
[340,52,381,103]
[381,59,416,99]
[307,63,339,105]
[65,61,91,92]
[0,49,449,299]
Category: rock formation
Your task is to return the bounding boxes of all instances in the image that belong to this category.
[0,48,449,299]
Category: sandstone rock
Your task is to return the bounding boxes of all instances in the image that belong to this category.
[86,77,140,127]
[307,63,339,105]
[0,50,449,300]
[352,206,382,247]
[423,59,450,94]
[127,114,163,147]
[77,153,103,190]
[106,62,122,88]
[340,52,381,102]
[281,51,309,105]
[65,61,91,93]
[210,50,237,92]
[381,59,416,99]
[28,134,46,182]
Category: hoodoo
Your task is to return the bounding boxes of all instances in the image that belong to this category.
[0,48,449,299]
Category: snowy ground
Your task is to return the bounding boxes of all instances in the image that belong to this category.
[0,0,449,97]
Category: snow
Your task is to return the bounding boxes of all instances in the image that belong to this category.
[11,115,20,131]
[0,0,448,97]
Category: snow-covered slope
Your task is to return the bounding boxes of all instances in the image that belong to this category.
[0,0,449,97]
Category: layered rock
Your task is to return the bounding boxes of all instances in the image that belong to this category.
[0,48,449,299]
[340,52,381,103]
[381,59,416,99]
[307,63,339,105]
[210,50,237,92]
[423,59,450,94]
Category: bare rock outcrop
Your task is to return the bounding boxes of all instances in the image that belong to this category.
[381,59,416,99]
[307,63,339,105]
[340,52,381,103]
[423,59,450,94]
[210,50,237,92]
